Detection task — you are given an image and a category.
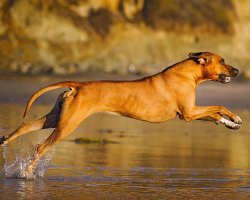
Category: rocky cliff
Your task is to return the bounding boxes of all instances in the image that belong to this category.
[0,0,249,75]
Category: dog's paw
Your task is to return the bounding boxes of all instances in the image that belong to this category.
[220,117,240,130]
[19,170,30,179]
[20,168,34,179]
[233,116,242,124]
[225,123,240,130]
[0,136,7,146]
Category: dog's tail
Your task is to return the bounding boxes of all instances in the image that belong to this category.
[23,81,81,118]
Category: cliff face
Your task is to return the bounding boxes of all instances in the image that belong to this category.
[0,0,248,75]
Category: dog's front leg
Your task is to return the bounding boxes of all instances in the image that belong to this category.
[215,106,242,124]
[181,106,241,129]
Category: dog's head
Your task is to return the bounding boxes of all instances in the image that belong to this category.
[188,52,239,83]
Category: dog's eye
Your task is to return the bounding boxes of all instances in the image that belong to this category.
[220,60,225,65]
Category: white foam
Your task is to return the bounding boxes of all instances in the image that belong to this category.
[3,140,54,179]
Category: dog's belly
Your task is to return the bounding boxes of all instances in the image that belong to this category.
[131,110,177,123]
[101,108,177,123]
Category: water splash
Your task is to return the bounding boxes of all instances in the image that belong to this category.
[3,139,54,179]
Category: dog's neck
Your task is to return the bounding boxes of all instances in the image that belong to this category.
[161,59,210,86]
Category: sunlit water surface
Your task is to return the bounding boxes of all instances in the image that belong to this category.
[0,104,250,200]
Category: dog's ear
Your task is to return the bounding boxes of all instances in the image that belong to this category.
[188,52,211,66]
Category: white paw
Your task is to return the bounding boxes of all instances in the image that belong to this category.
[227,123,240,130]
[234,116,242,124]
[220,118,240,130]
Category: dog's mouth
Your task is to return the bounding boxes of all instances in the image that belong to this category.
[217,74,232,84]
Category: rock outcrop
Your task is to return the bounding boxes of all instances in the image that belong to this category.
[1,0,248,75]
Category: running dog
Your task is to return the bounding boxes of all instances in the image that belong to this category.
[0,52,242,177]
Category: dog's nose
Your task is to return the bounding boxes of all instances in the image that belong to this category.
[232,68,239,76]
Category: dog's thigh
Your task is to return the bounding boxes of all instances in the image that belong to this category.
[1,92,66,145]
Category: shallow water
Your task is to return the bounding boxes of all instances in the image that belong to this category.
[0,103,250,199]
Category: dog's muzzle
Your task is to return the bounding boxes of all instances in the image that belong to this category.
[217,68,239,84]
[217,74,231,83]
[231,68,239,76]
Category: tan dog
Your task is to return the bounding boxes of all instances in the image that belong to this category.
[0,52,242,177]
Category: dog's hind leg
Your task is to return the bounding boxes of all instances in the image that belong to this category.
[21,92,92,177]
[0,92,65,146]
